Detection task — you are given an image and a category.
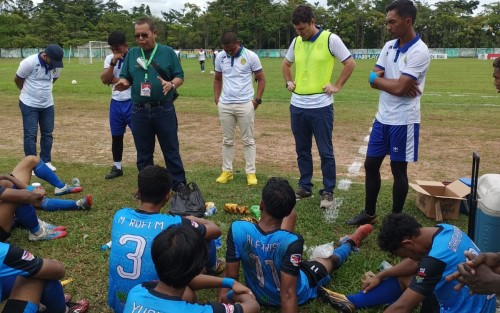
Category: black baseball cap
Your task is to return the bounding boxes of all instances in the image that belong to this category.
[45,44,64,68]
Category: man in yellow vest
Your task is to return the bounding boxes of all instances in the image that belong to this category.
[282,4,356,209]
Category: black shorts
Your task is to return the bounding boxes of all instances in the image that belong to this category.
[0,226,11,242]
[300,260,329,288]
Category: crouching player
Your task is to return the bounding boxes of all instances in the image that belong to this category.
[124,224,259,313]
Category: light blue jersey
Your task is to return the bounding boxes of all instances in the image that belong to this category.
[108,208,204,313]
[124,282,242,313]
[409,224,496,313]
[226,221,320,306]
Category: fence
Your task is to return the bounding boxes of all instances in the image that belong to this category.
[2,47,500,60]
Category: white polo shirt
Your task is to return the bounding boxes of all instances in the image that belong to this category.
[215,47,262,104]
[375,35,430,125]
[285,31,352,109]
[198,51,206,61]
[16,53,61,108]
[104,54,131,102]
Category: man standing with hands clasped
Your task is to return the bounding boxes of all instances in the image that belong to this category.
[114,17,187,193]
[214,32,265,186]
[282,4,355,209]
[346,0,430,226]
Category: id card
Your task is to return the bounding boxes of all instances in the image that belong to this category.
[140,82,151,97]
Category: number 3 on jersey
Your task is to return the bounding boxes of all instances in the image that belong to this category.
[117,234,147,279]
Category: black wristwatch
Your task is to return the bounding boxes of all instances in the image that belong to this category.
[255,98,262,105]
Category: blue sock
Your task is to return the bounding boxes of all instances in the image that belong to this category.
[40,198,78,211]
[332,243,352,268]
[347,277,403,309]
[40,280,66,313]
[33,160,65,188]
[14,204,40,234]
[206,239,217,269]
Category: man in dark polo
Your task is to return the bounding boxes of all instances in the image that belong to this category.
[115,17,186,192]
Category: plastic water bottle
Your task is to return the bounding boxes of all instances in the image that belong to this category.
[205,205,217,217]
[379,260,393,271]
[72,178,81,187]
[100,241,112,251]
[215,236,222,249]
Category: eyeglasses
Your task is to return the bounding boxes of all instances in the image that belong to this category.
[134,33,149,39]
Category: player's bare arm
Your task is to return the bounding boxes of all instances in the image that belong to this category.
[280,272,299,313]
[370,73,420,97]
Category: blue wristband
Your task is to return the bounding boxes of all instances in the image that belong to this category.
[369,71,378,84]
[222,278,235,289]
[26,185,35,192]
[227,290,234,301]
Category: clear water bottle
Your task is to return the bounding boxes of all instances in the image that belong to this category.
[72,178,81,187]
[379,260,393,271]
[205,205,217,217]
[100,241,112,251]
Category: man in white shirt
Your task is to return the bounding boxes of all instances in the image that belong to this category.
[14,44,64,172]
[198,48,207,72]
[346,0,430,225]
[100,31,132,180]
[213,32,266,186]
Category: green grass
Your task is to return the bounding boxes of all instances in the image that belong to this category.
[0,57,499,312]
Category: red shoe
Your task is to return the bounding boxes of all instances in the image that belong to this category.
[76,195,92,210]
[68,299,89,313]
[342,224,373,248]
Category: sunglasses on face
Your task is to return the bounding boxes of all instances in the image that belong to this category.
[134,33,149,39]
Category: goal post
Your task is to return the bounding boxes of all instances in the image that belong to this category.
[77,41,110,65]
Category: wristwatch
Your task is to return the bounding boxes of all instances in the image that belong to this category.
[255,98,262,105]
[110,61,116,66]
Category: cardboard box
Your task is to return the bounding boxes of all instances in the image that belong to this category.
[409,180,470,221]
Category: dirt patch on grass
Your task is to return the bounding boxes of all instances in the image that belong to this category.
[2,99,498,183]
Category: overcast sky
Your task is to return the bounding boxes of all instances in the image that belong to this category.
[32,0,495,16]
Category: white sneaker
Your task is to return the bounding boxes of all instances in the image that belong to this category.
[45,162,57,172]
[28,225,67,241]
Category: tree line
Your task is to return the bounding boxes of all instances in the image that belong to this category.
[0,0,499,50]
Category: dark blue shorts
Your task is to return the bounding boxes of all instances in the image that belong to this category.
[367,119,420,162]
[109,99,132,136]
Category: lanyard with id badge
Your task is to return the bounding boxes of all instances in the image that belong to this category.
[139,43,158,97]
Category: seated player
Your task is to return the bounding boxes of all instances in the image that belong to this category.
[0,240,89,313]
[108,165,224,313]
[320,213,496,313]
[219,177,373,312]
[124,224,260,313]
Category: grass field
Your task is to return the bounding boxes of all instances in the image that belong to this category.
[0,57,499,312]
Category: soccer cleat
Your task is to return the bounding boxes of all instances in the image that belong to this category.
[76,195,92,210]
[29,227,67,241]
[246,173,257,186]
[55,184,83,196]
[345,211,377,225]
[105,166,123,179]
[340,224,373,248]
[318,286,356,313]
[45,162,57,172]
[205,257,226,276]
[320,191,334,209]
[295,188,312,200]
[67,299,90,313]
[38,219,66,231]
[216,171,233,184]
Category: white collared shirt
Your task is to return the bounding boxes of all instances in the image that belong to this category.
[104,54,131,101]
[17,54,61,108]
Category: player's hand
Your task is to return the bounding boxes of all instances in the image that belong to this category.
[114,79,130,91]
[465,251,500,273]
[232,281,253,296]
[323,82,340,95]
[362,274,382,293]
[30,189,46,207]
[157,76,174,95]
[112,52,123,63]
[406,81,422,98]
[286,80,296,92]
